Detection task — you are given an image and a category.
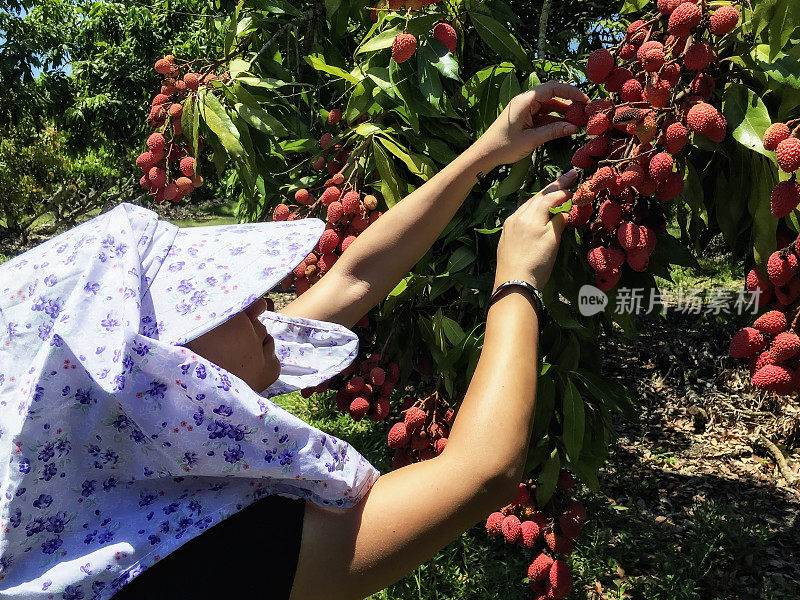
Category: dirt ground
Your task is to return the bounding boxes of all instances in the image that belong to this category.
[597,310,800,595]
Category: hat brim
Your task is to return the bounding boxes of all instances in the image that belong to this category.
[140,217,359,395]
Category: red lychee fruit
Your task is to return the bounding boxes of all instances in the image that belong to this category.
[549,560,573,599]
[603,67,634,94]
[558,512,582,540]
[771,181,800,218]
[587,48,615,84]
[684,42,711,71]
[184,73,201,91]
[511,483,531,505]
[392,33,418,63]
[752,364,795,395]
[665,122,690,154]
[404,406,426,432]
[567,203,593,227]
[527,553,554,583]
[586,113,610,136]
[349,397,371,421]
[544,530,575,556]
[564,102,589,127]
[571,147,595,169]
[729,327,766,358]
[501,514,522,544]
[486,511,504,537]
[763,123,791,151]
[770,331,800,362]
[295,189,314,205]
[520,520,541,548]
[433,22,457,53]
[753,310,788,335]
[776,137,800,173]
[767,251,799,286]
[388,422,410,448]
[147,133,165,153]
[179,157,195,177]
[327,108,342,126]
[620,164,646,187]
[341,191,361,215]
[595,267,621,291]
[657,171,685,202]
[710,5,739,36]
[686,102,721,136]
[668,2,702,37]
[619,78,644,102]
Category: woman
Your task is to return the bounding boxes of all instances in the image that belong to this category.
[0,82,586,600]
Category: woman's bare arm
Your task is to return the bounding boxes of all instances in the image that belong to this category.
[289,175,574,600]
[280,82,587,328]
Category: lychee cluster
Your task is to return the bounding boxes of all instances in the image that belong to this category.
[388,18,457,64]
[305,353,400,421]
[387,390,453,467]
[485,471,586,600]
[762,121,800,218]
[275,110,384,295]
[730,234,800,395]
[137,54,222,203]
[565,2,738,290]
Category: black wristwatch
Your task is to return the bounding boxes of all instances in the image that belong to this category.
[487,279,547,325]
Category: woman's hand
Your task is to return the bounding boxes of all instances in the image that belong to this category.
[471,81,589,170]
[494,170,578,290]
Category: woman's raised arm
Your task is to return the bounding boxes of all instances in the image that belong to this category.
[279,81,588,327]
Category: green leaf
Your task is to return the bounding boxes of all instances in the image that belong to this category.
[228,58,251,78]
[440,316,465,347]
[769,0,800,59]
[181,96,196,154]
[752,45,800,90]
[425,39,460,80]
[357,26,402,54]
[199,91,244,158]
[715,168,746,247]
[561,377,585,462]
[418,46,444,109]
[304,54,361,84]
[446,246,476,273]
[378,136,437,181]
[469,12,531,70]
[620,0,651,14]
[535,449,561,506]
[572,371,636,420]
[373,141,402,208]
[235,103,289,137]
[531,373,555,443]
[722,83,774,158]
[748,154,779,270]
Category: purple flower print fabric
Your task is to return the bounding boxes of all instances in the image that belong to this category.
[0,203,380,599]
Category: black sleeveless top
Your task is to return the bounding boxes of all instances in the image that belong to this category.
[111,495,305,599]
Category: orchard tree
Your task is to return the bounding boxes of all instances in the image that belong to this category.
[132,0,799,596]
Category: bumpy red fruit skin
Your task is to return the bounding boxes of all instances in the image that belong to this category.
[771,181,800,218]
[388,422,410,448]
[657,172,684,202]
[404,406,426,432]
[349,397,371,421]
[320,186,342,206]
[729,327,766,358]
[684,43,711,71]
[295,189,314,205]
[604,67,633,93]
[710,5,739,36]
[649,152,674,181]
[776,137,800,173]
[752,364,795,395]
[665,122,689,154]
[528,553,554,583]
[571,148,595,169]
[620,164,645,187]
[486,512,504,537]
[620,43,636,60]
[501,514,522,544]
[148,167,167,189]
[179,156,195,177]
[154,58,172,75]
[564,102,588,127]
[567,203,593,227]
[686,102,721,136]
[312,156,326,170]
[619,78,643,102]
[587,48,615,84]
[392,33,418,63]
[599,200,623,231]
[747,268,774,307]
[433,22,457,53]
[549,560,573,599]
[370,366,386,386]
[519,519,541,548]
[272,203,290,221]
[327,108,342,126]
[317,253,338,274]
[690,72,715,100]
[341,191,361,215]
[767,251,799,286]
[668,2,702,37]
[770,331,800,362]
[327,201,344,223]
[586,113,610,136]
[763,123,791,151]
[753,310,788,335]
[183,73,201,91]
[147,133,165,153]
[318,229,340,254]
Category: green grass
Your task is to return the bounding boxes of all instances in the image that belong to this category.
[274,391,798,600]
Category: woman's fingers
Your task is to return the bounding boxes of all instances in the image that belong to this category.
[540,169,579,196]
[538,98,572,115]
[526,121,578,147]
[531,81,589,107]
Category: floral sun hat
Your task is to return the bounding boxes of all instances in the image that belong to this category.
[0,203,380,600]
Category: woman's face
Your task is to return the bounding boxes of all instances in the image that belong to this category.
[186,297,281,393]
